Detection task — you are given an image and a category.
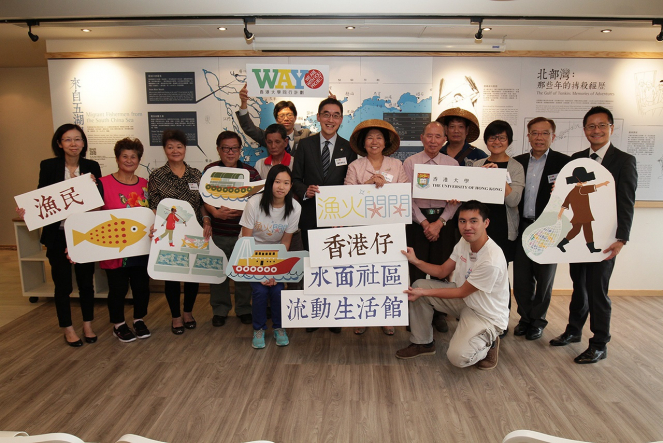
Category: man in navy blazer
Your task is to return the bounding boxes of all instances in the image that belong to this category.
[549,106,637,364]
[291,97,356,334]
[513,117,570,341]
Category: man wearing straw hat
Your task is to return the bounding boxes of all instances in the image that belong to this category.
[436,107,487,167]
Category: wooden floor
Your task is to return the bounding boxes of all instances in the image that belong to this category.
[1,250,663,443]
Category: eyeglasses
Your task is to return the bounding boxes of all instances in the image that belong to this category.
[61,137,83,143]
[584,123,612,131]
[277,112,295,119]
[220,146,241,153]
[320,112,343,120]
[487,135,508,142]
[528,131,552,138]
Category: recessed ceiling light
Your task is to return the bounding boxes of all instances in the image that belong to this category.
[217,27,227,31]
[81,28,91,33]
[346,26,355,30]
[482,27,492,31]
[601,29,612,33]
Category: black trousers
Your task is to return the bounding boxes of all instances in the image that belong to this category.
[405,222,458,285]
[105,266,150,324]
[513,221,557,329]
[164,281,199,318]
[46,230,95,328]
[565,258,616,349]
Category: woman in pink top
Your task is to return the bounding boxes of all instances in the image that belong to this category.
[345,119,407,336]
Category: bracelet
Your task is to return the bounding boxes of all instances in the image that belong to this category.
[202,216,211,220]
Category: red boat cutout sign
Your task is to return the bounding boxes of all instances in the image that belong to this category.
[226,237,308,282]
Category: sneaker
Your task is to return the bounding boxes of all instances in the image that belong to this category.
[477,336,500,370]
[252,329,265,349]
[274,328,289,347]
[113,323,136,343]
[395,342,435,359]
[133,320,151,339]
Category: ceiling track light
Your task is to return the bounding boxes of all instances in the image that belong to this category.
[243,18,255,43]
[472,17,484,43]
[26,20,39,42]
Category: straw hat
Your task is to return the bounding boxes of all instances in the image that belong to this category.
[349,119,401,156]
[435,107,481,143]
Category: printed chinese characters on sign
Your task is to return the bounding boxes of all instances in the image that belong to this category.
[316,184,412,227]
[14,174,104,231]
[303,257,408,295]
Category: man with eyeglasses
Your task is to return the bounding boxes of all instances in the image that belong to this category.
[513,117,570,341]
[292,97,356,333]
[549,106,637,364]
[236,84,313,157]
[203,131,261,328]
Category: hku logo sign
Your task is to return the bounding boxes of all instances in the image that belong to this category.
[246,64,329,98]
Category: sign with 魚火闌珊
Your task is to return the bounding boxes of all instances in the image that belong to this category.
[246,64,330,98]
[316,183,412,227]
[307,223,407,268]
[281,290,408,328]
[412,164,507,204]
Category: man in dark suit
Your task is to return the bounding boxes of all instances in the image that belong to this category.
[549,106,637,364]
[236,84,313,157]
[292,97,356,333]
[513,117,570,341]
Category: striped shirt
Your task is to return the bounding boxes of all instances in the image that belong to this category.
[148,162,204,224]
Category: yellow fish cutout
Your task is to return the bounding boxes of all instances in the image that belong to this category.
[72,214,147,252]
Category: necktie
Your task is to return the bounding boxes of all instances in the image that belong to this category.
[590,153,599,161]
[321,140,331,177]
[285,136,291,154]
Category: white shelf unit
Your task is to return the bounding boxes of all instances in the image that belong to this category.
[14,220,109,300]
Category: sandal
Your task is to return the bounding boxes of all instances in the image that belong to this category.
[382,326,395,336]
[354,327,367,335]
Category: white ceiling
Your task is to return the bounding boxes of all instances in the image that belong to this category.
[1,0,662,68]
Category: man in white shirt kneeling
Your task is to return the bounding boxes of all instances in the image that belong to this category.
[397,200,510,370]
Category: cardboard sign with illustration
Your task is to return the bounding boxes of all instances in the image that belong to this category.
[148,198,227,284]
[225,237,308,283]
[199,166,265,210]
[522,158,617,264]
[64,207,154,263]
[14,174,104,231]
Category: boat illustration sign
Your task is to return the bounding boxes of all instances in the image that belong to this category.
[199,166,266,210]
[225,237,308,283]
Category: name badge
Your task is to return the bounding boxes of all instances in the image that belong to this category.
[381,172,394,183]
[547,174,558,184]
[505,171,512,184]
[335,157,347,166]
[188,183,199,190]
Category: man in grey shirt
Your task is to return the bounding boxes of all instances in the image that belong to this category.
[512,117,570,341]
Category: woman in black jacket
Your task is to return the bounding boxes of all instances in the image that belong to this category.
[34,123,102,346]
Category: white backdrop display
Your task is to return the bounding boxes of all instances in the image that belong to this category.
[412,164,507,204]
[14,174,104,231]
[148,198,227,284]
[48,56,662,200]
[315,183,412,227]
[281,290,409,328]
[225,237,308,283]
[199,166,265,210]
[307,223,407,268]
[522,158,617,264]
[64,207,154,263]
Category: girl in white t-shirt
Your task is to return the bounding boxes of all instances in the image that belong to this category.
[240,164,301,349]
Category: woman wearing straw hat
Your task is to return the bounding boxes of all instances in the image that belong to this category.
[345,119,408,336]
[436,107,487,167]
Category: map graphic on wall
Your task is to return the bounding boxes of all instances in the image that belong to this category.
[64,207,154,263]
[147,198,227,284]
[522,158,617,264]
[225,237,307,283]
[199,166,265,210]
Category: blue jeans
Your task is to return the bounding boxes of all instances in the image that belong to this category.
[251,282,284,330]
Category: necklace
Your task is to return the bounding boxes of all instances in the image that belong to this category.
[113,172,137,184]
